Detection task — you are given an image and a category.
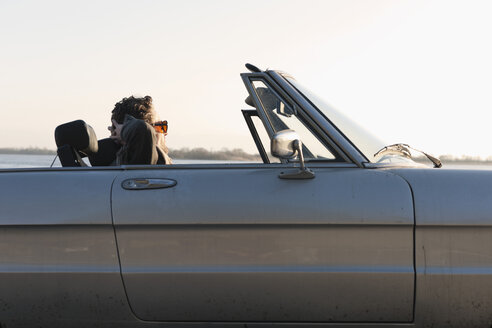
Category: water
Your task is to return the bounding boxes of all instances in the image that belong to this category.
[0,154,256,168]
[1,154,492,170]
[0,154,59,168]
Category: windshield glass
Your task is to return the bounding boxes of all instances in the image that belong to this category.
[252,80,338,161]
[286,77,407,163]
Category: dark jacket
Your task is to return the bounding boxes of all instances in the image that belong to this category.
[115,115,168,165]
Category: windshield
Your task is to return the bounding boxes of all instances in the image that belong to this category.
[251,80,339,161]
[286,77,400,163]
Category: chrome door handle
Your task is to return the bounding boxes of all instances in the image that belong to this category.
[121,178,177,190]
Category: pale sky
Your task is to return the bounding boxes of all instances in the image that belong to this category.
[1,0,492,158]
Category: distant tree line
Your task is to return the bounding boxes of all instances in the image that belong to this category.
[0,147,261,161]
[169,148,261,161]
[0,147,56,155]
[4,147,492,164]
[413,155,492,165]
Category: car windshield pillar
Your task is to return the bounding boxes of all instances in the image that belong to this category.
[241,74,343,162]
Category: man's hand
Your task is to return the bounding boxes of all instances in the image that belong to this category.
[109,119,125,144]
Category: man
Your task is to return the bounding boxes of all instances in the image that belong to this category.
[108,95,172,165]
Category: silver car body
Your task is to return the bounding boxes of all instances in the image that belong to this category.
[0,68,491,328]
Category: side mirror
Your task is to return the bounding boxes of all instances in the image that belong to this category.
[271,130,315,179]
[271,129,299,159]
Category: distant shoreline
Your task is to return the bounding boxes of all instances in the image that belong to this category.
[2,148,492,164]
[0,148,56,155]
[413,156,492,165]
[0,147,261,161]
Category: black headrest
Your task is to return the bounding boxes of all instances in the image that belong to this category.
[54,120,98,156]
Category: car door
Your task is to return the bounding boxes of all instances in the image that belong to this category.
[111,163,415,323]
[0,168,133,327]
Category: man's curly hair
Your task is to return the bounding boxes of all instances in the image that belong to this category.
[111,95,155,124]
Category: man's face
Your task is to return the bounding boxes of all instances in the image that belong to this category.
[108,122,115,137]
[108,119,124,144]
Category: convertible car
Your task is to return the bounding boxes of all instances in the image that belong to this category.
[1,64,491,328]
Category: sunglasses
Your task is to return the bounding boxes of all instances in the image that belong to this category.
[152,120,168,134]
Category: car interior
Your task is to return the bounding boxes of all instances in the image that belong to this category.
[54,120,119,167]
